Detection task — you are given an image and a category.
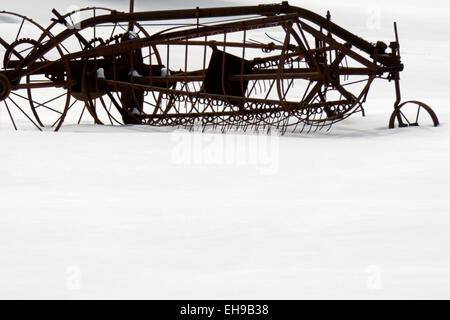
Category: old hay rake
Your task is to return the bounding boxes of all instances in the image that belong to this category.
[0,1,439,133]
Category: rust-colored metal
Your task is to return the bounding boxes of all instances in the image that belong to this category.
[0,1,438,132]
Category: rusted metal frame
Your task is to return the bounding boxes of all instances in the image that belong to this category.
[93,8,102,119]
[135,29,165,117]
[2,13,72,118]
[149,46,168,115]
[328,46,349,74]
[112,4,286,22]
[109,55,125,120]
[145,44,163,114]
[22,38,71,131]
[161,39,287,51]
[199,35,216,118]
[112,3,374,55]
[276,21,294,113]
[0,36,25,63]
[13,59,70,95]
[128,0,135,31]
[76,14,302,61]
[26,75,44,127]
[297,19,380,71]
[4,4,428,131]
[7,97,42,131]
[292,19,379,109]
[13,81,66,89]
[229,72,321,81]
[392,72,404,126]
[338,67,392,75]
[324,48,354,103]
[284,5,375,55]
[80,60,103,124]
[251,46,333,67]
[51,8,92,50]
[220,32,232,107]
[103,78,349,113]
[343,74,376,116]
[11,3,378,78]
[60,13,300,63]
[156,45,183,119]
[333,83,356,103]
[143,100,346,119]
[182,37,202,116]
[7,59,61,81]
[251,51,298,66]
[386,28,404,126]
[301,81,323,107]
[10,91,62,115]
[286,20,328,116]
[240,29,247,104]
[233,17,293,101]
[143,98,348,120]
[201,34,208,93]
[129,55,146,117]
[291,20,338,108]
[0,36,11,50]
[286,22,322,76]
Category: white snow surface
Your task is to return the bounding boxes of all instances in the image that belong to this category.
[0,0,450,299]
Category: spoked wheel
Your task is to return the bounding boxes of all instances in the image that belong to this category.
[276,22,374,132]
[0,11,70,131]
[45,7,162,126]
[120,19,376,133]
[389,100,439,128]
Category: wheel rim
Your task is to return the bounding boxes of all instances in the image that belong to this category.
[0,11,70,131]
[45,7,162,127]
[389,100,439,128]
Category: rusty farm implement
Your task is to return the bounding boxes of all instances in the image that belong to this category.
[0,1,439,133]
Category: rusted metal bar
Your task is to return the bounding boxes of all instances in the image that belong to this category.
[0,2,437,132]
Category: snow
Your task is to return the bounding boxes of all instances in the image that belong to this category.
[0,0,449,299]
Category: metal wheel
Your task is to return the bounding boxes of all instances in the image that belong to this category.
[0,11,70,131]
[45,7,162,126]
[276,21,374,132]
[389,100,439,128]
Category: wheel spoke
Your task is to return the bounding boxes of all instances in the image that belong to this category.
[8,97,42,130]
[78,105,87,124]
[399,110,411,125]
[4,101,18,130]
[99,96,116,125]
[415,105,421,124]
[51,99,77,128]
[11,91,63,114]
[15,18,25,42]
